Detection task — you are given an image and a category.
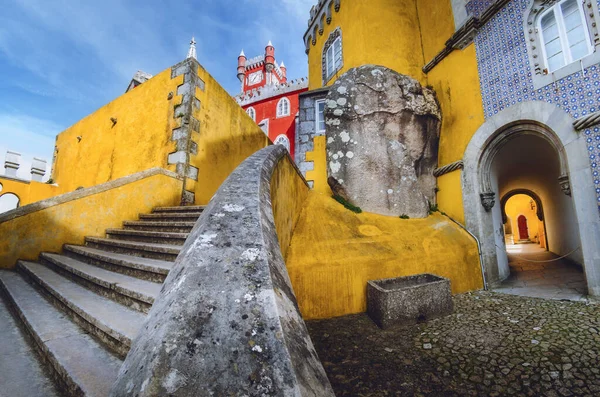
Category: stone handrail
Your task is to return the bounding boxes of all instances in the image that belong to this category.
[111,145,334,396]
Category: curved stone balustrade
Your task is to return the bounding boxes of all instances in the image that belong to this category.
[111,145,334,396]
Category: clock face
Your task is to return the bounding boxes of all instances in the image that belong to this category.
[248,71,263,85]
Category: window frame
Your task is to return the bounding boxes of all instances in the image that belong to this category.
[525,0,600,89]
[276,97,291,118]
[322,28,343,85]
[246,107,256,121]
[315,99,326,134]
[538,0,593,73]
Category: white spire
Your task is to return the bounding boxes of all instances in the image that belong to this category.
[280,60,285,68]
[267,40,273,47]
[239,49,245,57]
[187,36,197,60]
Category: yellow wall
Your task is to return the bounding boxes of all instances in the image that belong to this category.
[191,65,269,204]
[307,0,426,90]
[436,171,465,225]
[286,191,483,320]
[305,136,331,195]
[53,68,181,193]
[505,194,546,247]
[0,177,60,208]
[0,171,182,268]
[270,154,310,259]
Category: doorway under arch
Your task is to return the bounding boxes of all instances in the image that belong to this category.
[462,101,600,298]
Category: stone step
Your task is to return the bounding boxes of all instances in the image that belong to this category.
[17,261,145,358]
[40,252,160,313]
[105,228,188,246]
[85,237,181,261]
[0,270,122,397]
[123,220,196,233]
[152,205,205,213]
[139,212,203,222]
[63,244,173,283]
[0,290,60,397]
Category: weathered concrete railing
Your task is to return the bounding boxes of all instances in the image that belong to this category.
[112,145,334,396]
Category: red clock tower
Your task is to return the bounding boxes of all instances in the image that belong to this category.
[235,41,308,159]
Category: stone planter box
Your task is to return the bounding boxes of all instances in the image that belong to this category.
[367,274,453,329]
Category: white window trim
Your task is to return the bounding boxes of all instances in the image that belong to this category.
[322,28,343,85]
[276,97,291,118]
[538,0,593,73]
[525,0,600,89]
[246,107,256,121]
[315,99,326,135]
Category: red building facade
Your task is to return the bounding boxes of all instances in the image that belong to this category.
[234,42,307,158]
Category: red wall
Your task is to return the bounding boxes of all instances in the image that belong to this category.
[242,88,307,158]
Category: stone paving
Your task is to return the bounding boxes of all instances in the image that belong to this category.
[494,244,587,301]
[307,291,600,396]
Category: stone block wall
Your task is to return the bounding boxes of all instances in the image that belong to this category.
[297,89,328,187]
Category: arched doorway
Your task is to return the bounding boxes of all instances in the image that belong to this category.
[517,215,528,240]
[462,102,600,298]
[0,193,20,214]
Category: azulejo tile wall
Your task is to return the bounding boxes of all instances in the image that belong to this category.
[470,0,600,204]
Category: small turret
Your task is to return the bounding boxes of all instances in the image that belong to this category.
[265,41,275,72]
[237,50,247,82]
[280,60,287,82]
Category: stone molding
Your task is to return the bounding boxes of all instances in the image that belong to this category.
[0,168,182,224]
[111,145,333,396]
[499,188,545,224]
[170,58,205,204]
[423,0,511,73]
[433,160,464,177]
[558,174,571,196]
[304,0,341,54]
[234,78,308,106]
[573,110,600,131]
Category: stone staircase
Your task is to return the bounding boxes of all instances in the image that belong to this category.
[0,205,204,396]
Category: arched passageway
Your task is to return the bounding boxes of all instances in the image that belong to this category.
[0,193,20,214]
[462,102,600,299]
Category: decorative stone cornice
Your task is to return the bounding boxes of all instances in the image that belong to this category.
[303,0,341,54]
[234,78,308,106]
[558,175,571,196]
[433,160,464,177]
[480,192,496,212]
[423,0,511,73]
[573,110,600,130]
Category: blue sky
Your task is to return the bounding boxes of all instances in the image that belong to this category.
[0,0,313,180]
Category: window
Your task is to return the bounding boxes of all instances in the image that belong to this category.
[246,107,256,121]
[277,97,290,117]
[315,99,326,134]
[322,28,343,84]
[525,0,600,88]
[273,134,290,152]
[539,0,592,73]
[0,193,19,214]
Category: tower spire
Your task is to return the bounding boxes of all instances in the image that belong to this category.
[187,36,197,60]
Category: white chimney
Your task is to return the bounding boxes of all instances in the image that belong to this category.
[5,151,21,177]
[31,157,47,182]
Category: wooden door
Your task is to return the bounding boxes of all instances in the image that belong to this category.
[518,215,529,240]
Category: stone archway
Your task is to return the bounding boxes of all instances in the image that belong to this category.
[462,101,600,296]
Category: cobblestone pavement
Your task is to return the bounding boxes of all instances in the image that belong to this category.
[306,291,600,396]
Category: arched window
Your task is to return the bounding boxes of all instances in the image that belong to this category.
[246,107,256,121]
[539,0,592,73]
[322,28,343,84]
[525,0,600,88]
[0,193,20,214]
[277,97,290,117]
[273,134,290,152]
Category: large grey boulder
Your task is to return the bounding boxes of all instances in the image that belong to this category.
[325,65,441,218]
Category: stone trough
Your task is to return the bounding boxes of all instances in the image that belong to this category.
[367,274,453,329]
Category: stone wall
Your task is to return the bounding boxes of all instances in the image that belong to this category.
[297,89,328,186]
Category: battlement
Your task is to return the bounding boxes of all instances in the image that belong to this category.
[243,55,285,80]
[304,0,341,54]
[234,78,308,106]
[1,150,48,182]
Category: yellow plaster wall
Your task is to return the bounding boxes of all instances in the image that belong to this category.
[307,0,426,90]
[191,65,270,204]
[0,178,60,207]
[436,171,465,225]
[0,172,183,269]
[305,136,331,195]
[286,191,483,320]
[52,68,180,193]
[270,155,310,259]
